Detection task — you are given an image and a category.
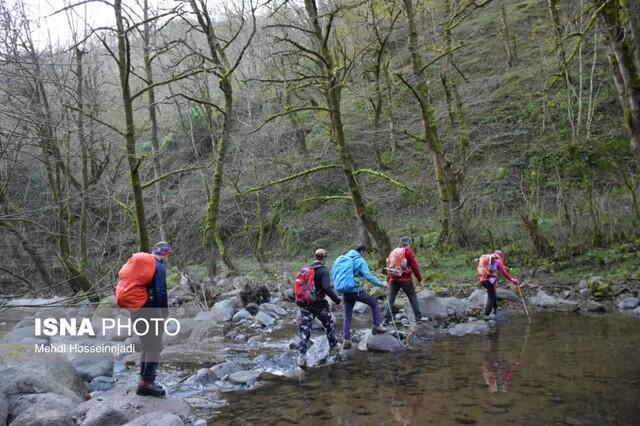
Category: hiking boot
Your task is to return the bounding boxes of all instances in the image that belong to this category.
[372,325,386,334]
[342,339,352,349]
[297,353,307,368]
[136,381,166,397]
[415,317,430,324]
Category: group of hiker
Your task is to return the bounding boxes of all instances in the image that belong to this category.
[294,237,522,368]
[116,236,522,396]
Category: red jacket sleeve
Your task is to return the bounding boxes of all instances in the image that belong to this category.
[405,248,423,282]
[496,260,518,284]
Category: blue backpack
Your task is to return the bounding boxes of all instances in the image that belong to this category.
[331,254,357,293]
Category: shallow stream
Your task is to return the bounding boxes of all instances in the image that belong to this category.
[211,312,640,425]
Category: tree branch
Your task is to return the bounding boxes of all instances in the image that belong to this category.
[142,161,213,189]
[237,164,340,194]
[355,169,416,192]
[250,106,331,133]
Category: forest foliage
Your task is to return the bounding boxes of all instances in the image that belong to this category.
[1,0,639,298]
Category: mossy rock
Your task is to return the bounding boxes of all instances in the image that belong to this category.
[588,276,610,299]
[94,295,117,316]
[368,286,386,299]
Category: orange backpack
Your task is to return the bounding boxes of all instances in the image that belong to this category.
[115,253,156,310]
[477,254,498,280]
[387,247,409,277]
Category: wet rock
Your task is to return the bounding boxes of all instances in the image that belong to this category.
[0,326,48,345]
[76,402,127,426]
[577,280,588,290]
[234,334,247,342]
[416,289,436,300]
[0,396,6,426]
[529,290,577,307]
[496,288,520,302]
[255,311,276,327]
[413,295,465,320]
[0,344,88,400]
[259,303,287,317]
[409,321,437,341]
[87,376,116,393]
[70,354,114,380]
[448,321,490,337]
[617,297,640,310]
[360,333,405,353]
[579,300,607,313]
[578,288,590,298]
[228,370,259,386]
[353,301,370,314]
[306,335,330,367]
[185,368,215,386]
[210,360,244,380]
[164,318,196,346]
[73,384,190,423]
[466,289,486,309]
[245,303,260,316]
[232,309,253,322]
[633,306,640,316]
[123,413,184,426]
[209,299,237,322]
[188,319,221,341]
[9,393,76,426]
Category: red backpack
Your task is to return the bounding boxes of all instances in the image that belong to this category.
[293,266,317,305]
[115,252,156,310]
[387,247,409,277]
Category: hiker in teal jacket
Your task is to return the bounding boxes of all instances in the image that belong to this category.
[331,244,386,348]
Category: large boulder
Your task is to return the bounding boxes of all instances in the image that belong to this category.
[123,413,184,426]
[448,321,491,337]
[208,299,238,322]
[363,334,405,353]
[184,368,215,386]
[412,295,465,320]
[0,344,88,400]
[239,283,271,306]
[69,354,114,380]
[72,384,191,424]
[409,321,437,342]
[617,297,640,310]
[188,320,221,341]
[0,326,49,345]
[259,303,287,317]
[76,402,128,426]
[0,395,7,426]
[496,288,520,302]
[466,289,486,309]
[529,290,577,307]
[8,392,76,426]
[232,310,254,322]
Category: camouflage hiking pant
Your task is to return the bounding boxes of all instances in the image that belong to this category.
[298,300,337,353]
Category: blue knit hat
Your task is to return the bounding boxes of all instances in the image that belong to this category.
[152,241,172,255]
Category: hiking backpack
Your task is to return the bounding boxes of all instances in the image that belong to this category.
[387,247,409,277]
[477,254,498,280]
[332,254,358,293]
[293,266,317,304]
[115,252,156,310]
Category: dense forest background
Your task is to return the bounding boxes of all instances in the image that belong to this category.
[1,0,639,300]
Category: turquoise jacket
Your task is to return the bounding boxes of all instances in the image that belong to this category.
[331,249,383,293]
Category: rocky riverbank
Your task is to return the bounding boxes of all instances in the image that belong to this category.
[1,274,638,425]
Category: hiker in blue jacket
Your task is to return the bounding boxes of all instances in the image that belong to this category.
[331,244,386,348]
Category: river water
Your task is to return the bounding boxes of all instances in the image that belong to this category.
[211,312,640,425]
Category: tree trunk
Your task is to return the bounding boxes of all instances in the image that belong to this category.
[143,0,167,241]
[114,0,150,252]
[500,0,517,67]
[401,0,466,247]
[75,48,89,268]
[303,0,391,259]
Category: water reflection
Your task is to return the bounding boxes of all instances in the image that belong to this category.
[481,327,527,394]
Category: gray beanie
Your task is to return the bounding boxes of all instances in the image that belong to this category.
[399,236,411,247]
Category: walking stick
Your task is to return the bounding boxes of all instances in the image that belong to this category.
[516,284,532,324]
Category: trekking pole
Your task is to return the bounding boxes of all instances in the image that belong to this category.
[384,284,401,339]
[516,284,532,324]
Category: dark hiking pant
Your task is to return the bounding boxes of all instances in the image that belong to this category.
[342,290,381,340]
[383,280,422,323]
[132,308,164,382]
[482,281,498,316]
[298,300,337,353]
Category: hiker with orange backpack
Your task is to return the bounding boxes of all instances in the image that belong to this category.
[295,249,341,368]
[477,249,521,320]
[383,236,425,325]
[116,241,172,397]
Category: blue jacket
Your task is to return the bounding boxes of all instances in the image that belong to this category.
[331,249,383,293]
